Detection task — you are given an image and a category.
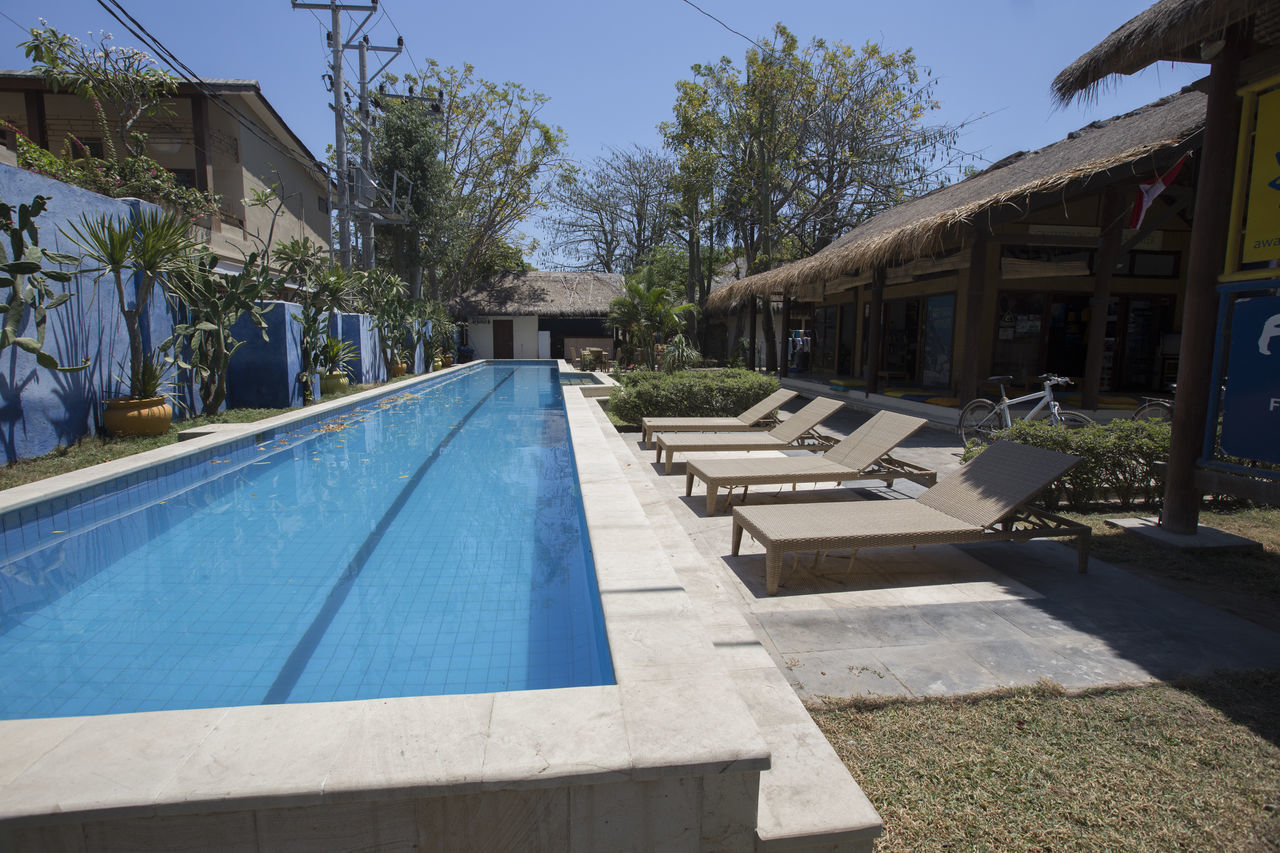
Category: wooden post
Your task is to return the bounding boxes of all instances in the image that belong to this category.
[1081,187,1127,410]
[959,225,988,403]
[1162,31,1242,534]
[864,267,885,395]
[24,91,48,150]
[749,297,758,370]
[780,294,791,378]
[190,93,219,233]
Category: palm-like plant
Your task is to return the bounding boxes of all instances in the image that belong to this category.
[607,274,698,369]
[64,207,201,398]
[161,251,275,415]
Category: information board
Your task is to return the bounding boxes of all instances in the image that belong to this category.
[1219,294,1280,464]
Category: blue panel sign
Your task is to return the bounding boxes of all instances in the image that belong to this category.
[1220,294,1280,464]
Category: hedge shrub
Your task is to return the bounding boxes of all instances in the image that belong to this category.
[609,369,781,425]
[963,418,1171,511]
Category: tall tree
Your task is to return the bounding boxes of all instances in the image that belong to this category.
[664,23,972,369]
[371,95,448,296]
[377,63,568,299]
[542,145,677,274]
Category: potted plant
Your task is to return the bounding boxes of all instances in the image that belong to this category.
[390,343,411,377]
[102,349,175,436]
[316,334,357,395]
[65,206,201,435]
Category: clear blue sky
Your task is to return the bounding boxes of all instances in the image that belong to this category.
[1,0,1202,265]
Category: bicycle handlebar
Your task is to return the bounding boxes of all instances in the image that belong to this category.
[1037,374,1072,386]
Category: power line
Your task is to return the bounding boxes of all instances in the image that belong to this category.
[0,9,27,34]
[377,3,422,79]
[677,0,769,56]
[93,0,329,181]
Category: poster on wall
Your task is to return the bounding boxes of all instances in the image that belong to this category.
[1243,89,1280,264]
[1219,294,1280,465]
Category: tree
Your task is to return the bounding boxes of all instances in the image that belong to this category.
[371,96,448,295]
[607,272,697,370]
[22,24,174,159]
[373,63,567,299]
[663,23,972,369]
[542,146,677,274]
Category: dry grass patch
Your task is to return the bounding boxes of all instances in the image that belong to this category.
[814,672,1280,852]
[1065,507,1280,632]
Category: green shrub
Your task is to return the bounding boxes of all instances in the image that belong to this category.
[609,369,780,425]
[963,418,1171,511]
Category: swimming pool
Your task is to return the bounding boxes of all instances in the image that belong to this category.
[0,362,613,720]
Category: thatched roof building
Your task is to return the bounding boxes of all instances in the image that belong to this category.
[453,271,624,318]
[1051,0,1280,105]
[709,88,1207,312]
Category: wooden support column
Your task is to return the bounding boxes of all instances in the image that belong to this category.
[1081,187,1127,410]
[1162,31,1242,534]
[24,91,48,150]
[958,225,989,403]
[189,93,219,233]
[749,297,758,370]
[864,267,885,395]
[779,294,791,378]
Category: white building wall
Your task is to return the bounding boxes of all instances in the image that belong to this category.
[468,316,542,359]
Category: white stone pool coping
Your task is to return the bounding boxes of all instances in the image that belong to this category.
[0,362,878,850]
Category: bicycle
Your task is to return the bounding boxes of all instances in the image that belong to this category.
[1131,383,1175,422]
[1131,397,1174,421]
[957,374,1095,444]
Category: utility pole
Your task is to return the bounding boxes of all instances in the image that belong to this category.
[291,0,400,270]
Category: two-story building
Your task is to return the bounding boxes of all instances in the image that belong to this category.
[0,71,331,267]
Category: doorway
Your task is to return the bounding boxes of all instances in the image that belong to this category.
[493,319,514,359]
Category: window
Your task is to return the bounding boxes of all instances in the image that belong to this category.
[169,169,196,189]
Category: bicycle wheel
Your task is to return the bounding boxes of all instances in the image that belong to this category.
[1132,401,1173,422]
[958,398,999,444]
[1055,411,1094,429]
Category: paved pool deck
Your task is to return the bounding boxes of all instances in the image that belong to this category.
[619,385,1280,705]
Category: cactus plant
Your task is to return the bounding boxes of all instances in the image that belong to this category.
[0,194,88,372]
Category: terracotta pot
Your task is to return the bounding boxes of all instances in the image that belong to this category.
[319,372,349,395]
[442,354,454,367]
[103,397,173,437]
[391,363,407,378]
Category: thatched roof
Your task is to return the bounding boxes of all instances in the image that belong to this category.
[453,271,625,318]
[708,88,1206,312]
[1051,0,1280,106]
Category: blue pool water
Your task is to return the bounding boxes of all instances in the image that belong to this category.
[0,363,614,720]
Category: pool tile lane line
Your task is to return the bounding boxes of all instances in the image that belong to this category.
[261,369,517,704]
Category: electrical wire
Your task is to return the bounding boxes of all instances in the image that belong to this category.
[0,9,28,34]
[94,0,330,179]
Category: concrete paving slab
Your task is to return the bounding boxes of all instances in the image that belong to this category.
[782,650,912,701]
[871,644,1003,696]
[1106,516,1263,551]
[612,387,1280,709]
[756,609,879,654]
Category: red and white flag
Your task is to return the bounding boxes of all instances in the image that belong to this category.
[1129,154,1189,229]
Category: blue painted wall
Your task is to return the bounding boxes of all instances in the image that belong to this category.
[338,313,383,385]
[226,300,308,409]
[0,166,410,462]
[0,165,175,464]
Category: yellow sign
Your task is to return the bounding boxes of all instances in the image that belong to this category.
[1243,88,1280,263]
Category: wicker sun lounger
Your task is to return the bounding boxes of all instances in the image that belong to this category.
[730,441,1090,594]
[640,388,798,447]
[653,396,844,474]
[685,410,937,514]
